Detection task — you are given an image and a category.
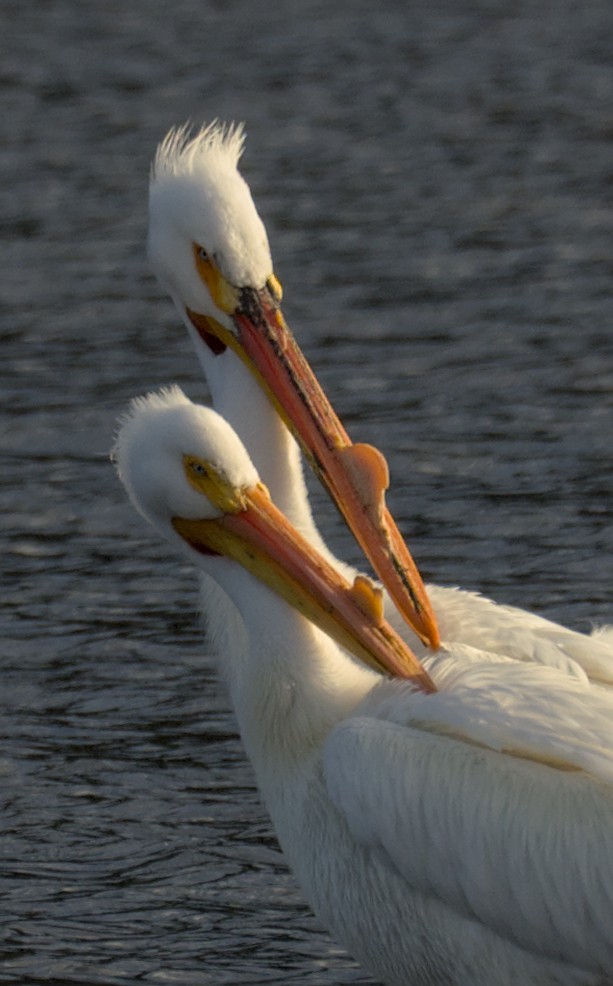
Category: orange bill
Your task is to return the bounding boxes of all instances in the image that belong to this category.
[187,282,440,650]
[172,482,436,692]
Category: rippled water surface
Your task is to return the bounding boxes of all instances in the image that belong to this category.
[3,1,613,983]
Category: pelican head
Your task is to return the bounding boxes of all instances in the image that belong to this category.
[113,385,258,536]
[148,123,439,651]
[149,123,278,335]
[113,387,434,690]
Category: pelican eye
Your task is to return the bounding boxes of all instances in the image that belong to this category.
[184,454,214,489]
[183,454,247,513]
[191,243,239,316]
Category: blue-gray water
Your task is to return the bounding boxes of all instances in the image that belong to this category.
[2,1,613,983]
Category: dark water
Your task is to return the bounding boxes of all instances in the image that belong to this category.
[2,1,613,983]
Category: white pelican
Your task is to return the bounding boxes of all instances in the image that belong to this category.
[148,122,613,684]
[114,386,613,986]
[148,122,439,652]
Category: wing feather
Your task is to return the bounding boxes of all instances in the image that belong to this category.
[422,585,613,684]
[324,715,613,974]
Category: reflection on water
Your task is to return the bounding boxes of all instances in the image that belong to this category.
[2,0,613,982]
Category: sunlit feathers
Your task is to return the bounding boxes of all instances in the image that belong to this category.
[114,389,613,984]
[113,385,258,532]
[149,121,272,306]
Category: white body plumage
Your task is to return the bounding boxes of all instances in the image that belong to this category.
[115,389,613,986]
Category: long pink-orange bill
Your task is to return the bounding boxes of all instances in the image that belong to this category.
[172,483,436,692]
[188,288,440,650]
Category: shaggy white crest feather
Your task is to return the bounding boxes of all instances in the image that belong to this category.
[152,121,246,179]
[148,121,272,303]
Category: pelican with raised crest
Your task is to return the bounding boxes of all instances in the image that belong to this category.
[147,122,613,684]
